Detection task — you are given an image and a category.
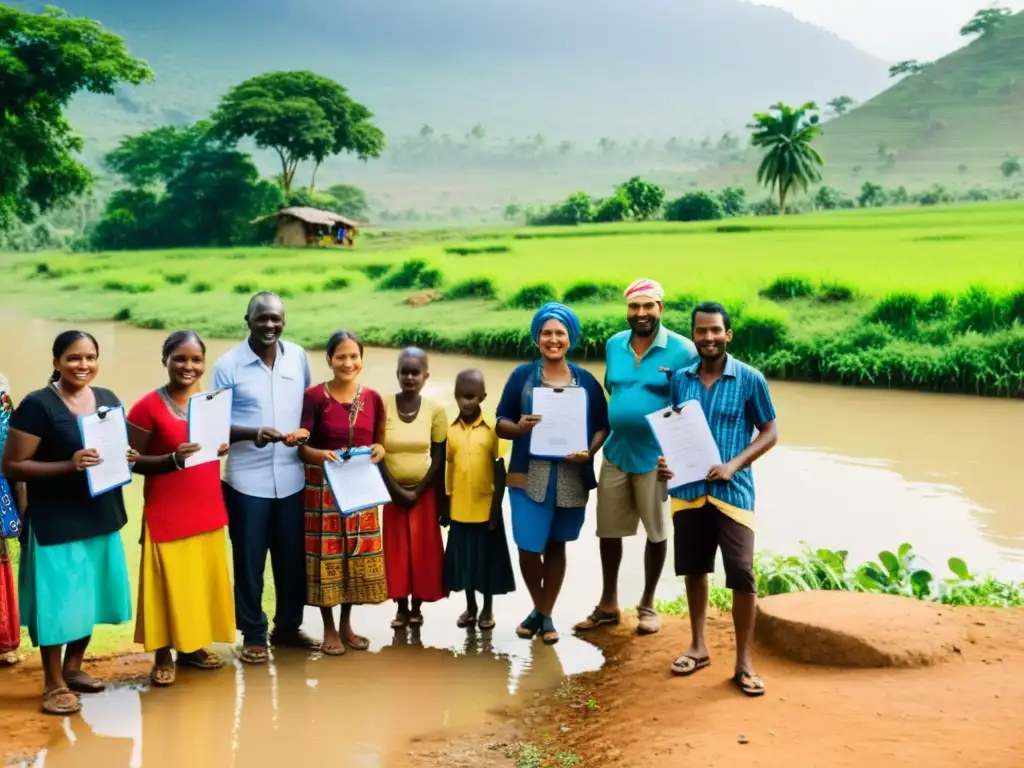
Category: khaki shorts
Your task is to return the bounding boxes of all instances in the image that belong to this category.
[595,459,670,543]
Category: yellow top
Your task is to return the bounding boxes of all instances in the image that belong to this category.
[383,395,448,486]
[445,414,507,524]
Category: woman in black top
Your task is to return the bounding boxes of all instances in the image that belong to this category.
[1,331,136,716]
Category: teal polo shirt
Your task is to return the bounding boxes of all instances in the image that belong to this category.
[602,324,698,474]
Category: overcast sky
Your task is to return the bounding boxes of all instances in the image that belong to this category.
[753,0,1024,61]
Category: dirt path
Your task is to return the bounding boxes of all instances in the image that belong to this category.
[521,607,1024,767]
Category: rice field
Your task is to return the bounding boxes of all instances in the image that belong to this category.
[4,201,1024,395]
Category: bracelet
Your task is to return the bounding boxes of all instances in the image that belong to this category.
[170,452,183,471]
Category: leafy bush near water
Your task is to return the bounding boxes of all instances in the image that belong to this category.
[656,542,1024,615]
[378,259,444,290]
[444,278,498,300]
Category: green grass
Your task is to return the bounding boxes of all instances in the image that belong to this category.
[4,202,1024,395]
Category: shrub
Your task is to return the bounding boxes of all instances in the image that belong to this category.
[507,283,558,309]
[664,191,724,222]
[954,286,1007,333]
[445,278,498,300]
[1006,291,1024,324]
[322,275,350,291]
[527,192,594,226]
[444,245,511,256]
[732,308,788,357]
[232,283,255,295]
[759,277,815,301]
[113,307,131,321]
[717,186,747,217]
[563,281,620,304]
[378,260,444,290]
[102,279,155,294]
[191,281,212,293]
[817,282,855,303]
[352,263,391,279]
[592,193,630,223]
[163,273,188,285]
[869,293,927,333]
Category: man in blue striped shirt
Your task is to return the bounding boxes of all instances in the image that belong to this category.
[657,301,778,697]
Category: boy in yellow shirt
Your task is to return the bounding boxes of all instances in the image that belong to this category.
[443,370,516,629]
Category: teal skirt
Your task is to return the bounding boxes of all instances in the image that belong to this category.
[19,525,132,647]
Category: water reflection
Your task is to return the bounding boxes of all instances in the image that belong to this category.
[14,627,586,768]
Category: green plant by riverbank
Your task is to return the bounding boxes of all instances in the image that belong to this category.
[4,202,1023,395]
[655,542,1024,616]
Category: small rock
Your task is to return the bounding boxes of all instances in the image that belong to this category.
[975,621,986,627]
[768,730,775,736]
[738,734,749,744]
[560,726,570,733]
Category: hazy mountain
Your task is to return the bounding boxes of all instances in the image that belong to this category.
[819,10,1024,181]
[37,0,888,148]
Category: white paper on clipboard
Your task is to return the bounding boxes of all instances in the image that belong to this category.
[646,400,722,489]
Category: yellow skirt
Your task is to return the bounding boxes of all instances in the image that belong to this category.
[135,526,235,653]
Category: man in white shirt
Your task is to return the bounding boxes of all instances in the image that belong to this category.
[212,292,313,663]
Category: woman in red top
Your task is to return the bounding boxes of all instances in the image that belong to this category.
[127,331,235,686]
[297,331,386,656]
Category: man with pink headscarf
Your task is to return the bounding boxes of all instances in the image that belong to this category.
[574,279,696,636]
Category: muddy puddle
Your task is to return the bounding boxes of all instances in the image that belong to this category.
[2,306,1023,765]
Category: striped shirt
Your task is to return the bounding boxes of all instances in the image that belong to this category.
[668,355,776,528]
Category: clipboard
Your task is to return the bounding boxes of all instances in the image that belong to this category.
[529,385,589,459]
[645,400,722,490]
[322,447,391,516]
[185,387,234,468]
[77,405,133,498]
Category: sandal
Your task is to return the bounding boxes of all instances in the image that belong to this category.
[177,648,223,670]
[64,670,105,694]
[478,616,496,631]
[391,612,409,629]
[540,615,559,645]
[573,606,621,632]
[516,609,542,639]
[269,628,319,649]
[343,635,370,651]
[41,687,81,716]
[636,606,662,635]
[671,654,711,677]
[456,611,478,629]
[408,612,424,627]
[732,671,766,697]
[240,645,269,665]
[320,641,346,657]
[150,664,176,687]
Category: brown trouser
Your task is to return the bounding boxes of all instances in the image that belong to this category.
[673,503,756,593]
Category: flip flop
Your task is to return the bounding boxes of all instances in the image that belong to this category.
[320,642,346,657]
[732,671,766,697]
[150,665,176,687]
[41,687,81,716]
[343,635,370,651]
[269,629,319,649]
[573,606,621,632]
[636,606,662,635]
[64,670,105,694]
[391,612,409,629]
[456,611,478,629]
[240,645,269,665]
[177,649,223,670]
[671,654,711,676]
[516,609,542,639]
[478,616,496,631]
[408,612,424,627]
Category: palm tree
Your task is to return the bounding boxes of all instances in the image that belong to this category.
[748,101,825,213]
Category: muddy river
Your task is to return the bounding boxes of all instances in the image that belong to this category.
[2,307,1022,767]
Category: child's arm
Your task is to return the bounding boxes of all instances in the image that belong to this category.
[489,457,507,530]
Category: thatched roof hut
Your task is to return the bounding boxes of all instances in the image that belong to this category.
[253,206,364,247]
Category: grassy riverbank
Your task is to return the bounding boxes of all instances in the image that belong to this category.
[4,202,1024,395]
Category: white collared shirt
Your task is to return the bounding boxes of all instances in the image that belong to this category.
[212,339,311,499]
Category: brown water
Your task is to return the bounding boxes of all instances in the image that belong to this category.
[2,307,1023,766]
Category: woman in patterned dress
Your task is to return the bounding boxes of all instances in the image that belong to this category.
[297,331,387,656]
[0,372,24,665]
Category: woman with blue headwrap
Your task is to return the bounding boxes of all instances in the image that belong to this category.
[494,303,609,644]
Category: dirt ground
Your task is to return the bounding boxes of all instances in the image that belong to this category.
[520,606,1024,767]
[4,605,1024,767]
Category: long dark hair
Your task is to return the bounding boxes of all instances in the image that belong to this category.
[161,330,206,365]
[50,331,99,384]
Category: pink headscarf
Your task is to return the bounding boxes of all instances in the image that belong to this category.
[624,278,664,304]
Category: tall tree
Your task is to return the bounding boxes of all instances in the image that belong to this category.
[748,101,824,214]
[827,96,856,116]
[960,7,1012,37]
[0,5,152,230]
[210,71,384,196]
[1001,157,1022,178]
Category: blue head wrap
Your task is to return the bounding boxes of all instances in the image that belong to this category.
[530,302,581,349]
